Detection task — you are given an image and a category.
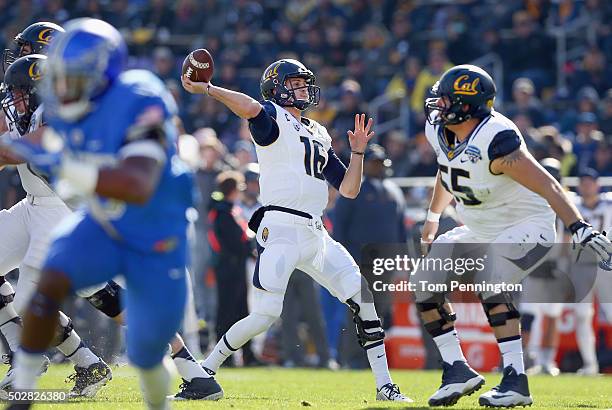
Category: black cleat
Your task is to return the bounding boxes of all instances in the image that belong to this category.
[66,360,112,398]
[429,360,486,407]
[479,366,533,408]
[5,403,32,410]
[376,383,413,402]
[169,377,223,401]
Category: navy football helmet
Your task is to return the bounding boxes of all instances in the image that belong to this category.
[260,59,320,110]
[42,18,127,121]
[425,64,496,125]
[2,22,64,73]
[1,54,46,135]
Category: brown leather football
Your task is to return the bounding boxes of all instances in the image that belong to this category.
[182,48,214,82]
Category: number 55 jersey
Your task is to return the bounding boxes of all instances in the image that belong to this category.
[425,110,555,240]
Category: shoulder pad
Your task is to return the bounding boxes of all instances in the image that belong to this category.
[261,100,277,120]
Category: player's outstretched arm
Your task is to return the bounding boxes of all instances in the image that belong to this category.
[491,147,612,266]
[0,126,47,165]
[490,148,581,226]
[181,75,262,119]
[0,146,24,166]
[338,114,374,199]
[95,156,163,204]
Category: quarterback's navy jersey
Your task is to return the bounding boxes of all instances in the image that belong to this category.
[46,70,194,252]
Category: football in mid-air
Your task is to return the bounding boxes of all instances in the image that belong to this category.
[182,48,214,82]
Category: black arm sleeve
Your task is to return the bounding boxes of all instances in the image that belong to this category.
[248,101,279,146]
[488,129,521,161]
[323,147,347,190]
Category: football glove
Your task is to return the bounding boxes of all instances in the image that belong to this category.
[569,220,612,271]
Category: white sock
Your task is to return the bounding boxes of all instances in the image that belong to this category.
[202,335,237,373]
[13,349,45,390]
[0,281,21,353]
[56,312,99,368]
[61,339,99,368]
[575,315,597,368]
[498,337,525,374]
[365,343,392,389]
[351,299,393,388]
[172,346,210,381]
[433,327,466,365]
[138,362,170,410]
[203,313,275,373]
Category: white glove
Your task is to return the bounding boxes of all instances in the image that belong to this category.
[570,220,612,271]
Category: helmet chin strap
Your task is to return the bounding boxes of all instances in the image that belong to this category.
[281,93,308,110]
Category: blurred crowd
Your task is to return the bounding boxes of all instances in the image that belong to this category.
[1,0,611,183]
[0,0,611,372]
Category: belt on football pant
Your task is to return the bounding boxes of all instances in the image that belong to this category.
[264,205,312,219]
[248,205,322,231]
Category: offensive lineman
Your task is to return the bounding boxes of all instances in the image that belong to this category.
[415,65,612,407]
[182,59,412,401]
[0,22,222,402]
[0,23,111,397]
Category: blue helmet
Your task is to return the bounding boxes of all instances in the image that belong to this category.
[43,18,127,121]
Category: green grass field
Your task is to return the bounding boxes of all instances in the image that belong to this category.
[8,364,612,409]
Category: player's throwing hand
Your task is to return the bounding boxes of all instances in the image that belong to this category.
[181,74,210,95]
[347,113,374,154]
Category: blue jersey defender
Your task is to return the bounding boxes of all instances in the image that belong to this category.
[5,18,210,410]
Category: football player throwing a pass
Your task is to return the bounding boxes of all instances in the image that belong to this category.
[182,59,412,402]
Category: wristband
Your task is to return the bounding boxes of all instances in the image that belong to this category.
[59,158,99,195]
[568,219,589,235]
[426,210,441,223]
[351,151,364,156]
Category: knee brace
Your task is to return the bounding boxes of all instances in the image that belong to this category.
[53,312,73,346]
[480,292,520,327]
[84,280,124,318]
[416,294,456,337]
[0,279,15,310]
[346,298,385,349]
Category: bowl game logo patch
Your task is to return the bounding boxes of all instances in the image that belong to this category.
[262,227,269,242]
[463,145,482,164]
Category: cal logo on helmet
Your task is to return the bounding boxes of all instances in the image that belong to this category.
[453,75,480,96]
[264,63,280,81]
[28,61,42,81]
[425,64,497,126]
[37,28,55,45]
